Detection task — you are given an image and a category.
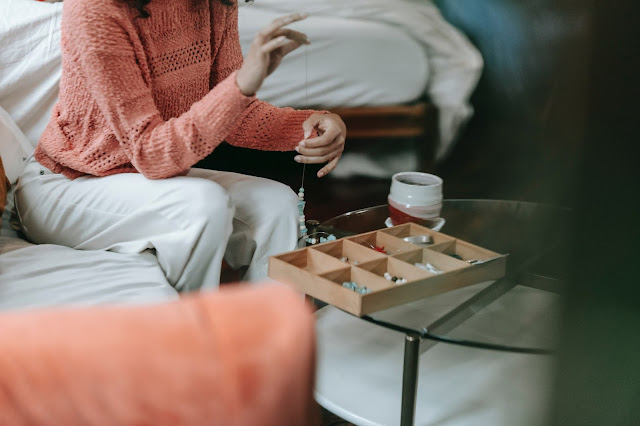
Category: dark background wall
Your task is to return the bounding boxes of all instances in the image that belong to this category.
[439,1,640,422]
[435,0,590,207]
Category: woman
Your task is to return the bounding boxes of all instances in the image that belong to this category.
[15,0,346,291]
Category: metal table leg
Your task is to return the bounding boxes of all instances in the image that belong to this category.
[400,334,421,426]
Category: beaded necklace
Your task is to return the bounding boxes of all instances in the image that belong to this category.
[297,44,309,238]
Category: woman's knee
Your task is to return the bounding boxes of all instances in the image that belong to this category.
[177,178,233,228]
[259,180,298,218]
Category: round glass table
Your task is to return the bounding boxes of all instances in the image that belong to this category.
[312,200,571,426]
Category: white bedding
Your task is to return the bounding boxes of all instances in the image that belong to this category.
[240,0,483,160]
[239,7,430,109]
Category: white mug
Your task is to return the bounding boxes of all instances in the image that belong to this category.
[388,172,443,226]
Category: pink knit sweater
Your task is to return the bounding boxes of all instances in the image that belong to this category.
[35,0,320,180]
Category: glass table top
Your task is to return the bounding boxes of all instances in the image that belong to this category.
[315,199,572,353]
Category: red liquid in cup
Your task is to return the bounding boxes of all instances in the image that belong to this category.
[388,203,440,227]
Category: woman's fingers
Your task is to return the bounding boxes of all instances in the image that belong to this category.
[279,39,304,57]
[294,146,344,164]
[299,127,342,148]
[295,136,344,156]
[274,30,308,58]
[265,39,303,76]
[274,28,310,45]
[317,156,341,177]
[261,36,289,54]
[296,113,346,176]
[257,13,308,43]
[263,29,309,54]
[238,14,309,96]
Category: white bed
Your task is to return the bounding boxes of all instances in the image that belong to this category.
[239,6,430,109]
[240,0,483,164]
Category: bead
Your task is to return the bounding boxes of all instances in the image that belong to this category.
[342,281,356,290]
[384,272,392,280]
[416,262,443,274]
[327,234,337,241]
[297,192,307,237]
[299,187,305,193]
[342,281,370,294]
[340,256,349,262]
[392,276,398,282]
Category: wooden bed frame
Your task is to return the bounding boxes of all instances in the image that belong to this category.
[328,102,438,172]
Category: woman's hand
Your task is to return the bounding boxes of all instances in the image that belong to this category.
[236,13,310,96]
[296,113,347,177]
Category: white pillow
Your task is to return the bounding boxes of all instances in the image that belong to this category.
[0,0,63,149]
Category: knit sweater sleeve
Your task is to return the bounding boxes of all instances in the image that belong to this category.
[64,3,254,179]
[213,5,327,151]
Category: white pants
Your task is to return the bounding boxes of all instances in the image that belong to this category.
[14,160,299,292]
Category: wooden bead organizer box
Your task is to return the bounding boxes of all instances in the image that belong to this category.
[269,223,507,317]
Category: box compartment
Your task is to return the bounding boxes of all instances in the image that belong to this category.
[430,240,501,264]
[380,223,456,246]
[349,231,419,255]
[311,239,387,265]
[357,257,432,284]
[320,267,395,293]
[393,248,470,274]
[271,247,347,274]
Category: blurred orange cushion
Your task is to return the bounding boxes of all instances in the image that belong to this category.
[0,283,317,425]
